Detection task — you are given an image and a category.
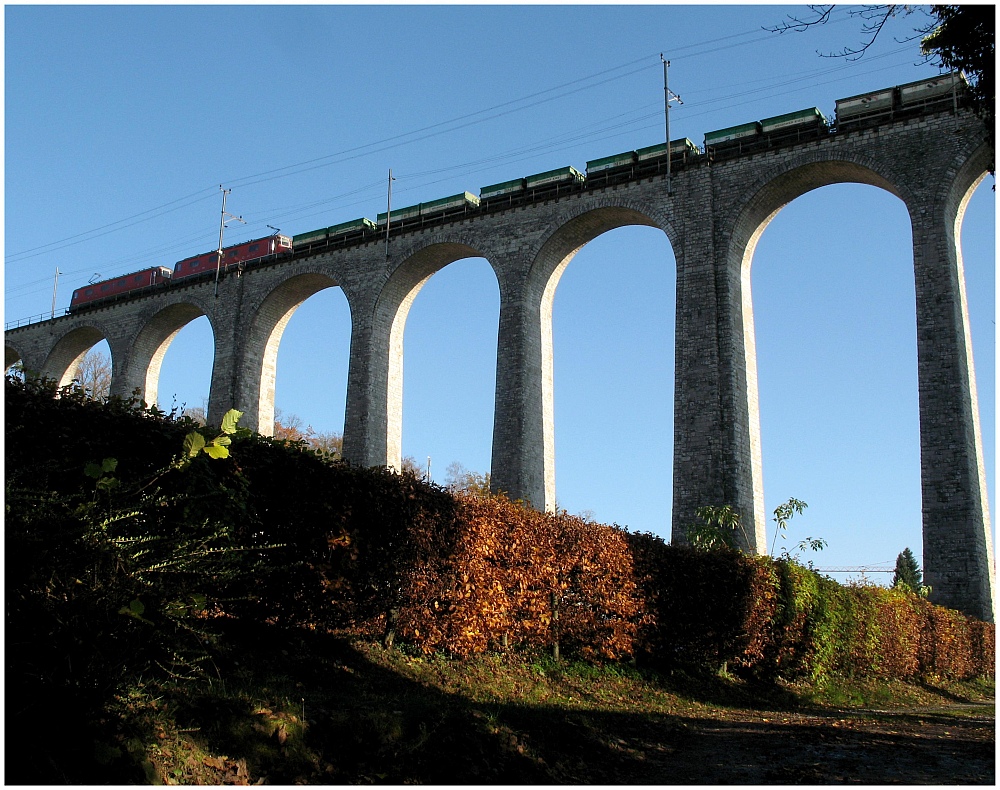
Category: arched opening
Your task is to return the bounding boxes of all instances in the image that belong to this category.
[400,256,500,483]
[41,325,112,391]
[154,313,214,421]
[552,225,675,534]
[5,345,24,374]
[959,179,995,550]
[70,338,112,398]
[272,282,352,447]
[749,179,994,581]
[7,332,111,397]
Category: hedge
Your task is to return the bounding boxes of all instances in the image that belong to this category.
[377,500,993,680]
[6,375,994,682]
[395,496,641,659]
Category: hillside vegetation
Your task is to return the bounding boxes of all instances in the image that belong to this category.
[5,376,994,783]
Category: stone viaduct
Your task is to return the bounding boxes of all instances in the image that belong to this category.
[6,101,994,622]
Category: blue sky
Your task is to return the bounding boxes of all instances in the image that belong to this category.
[5,4,994,581]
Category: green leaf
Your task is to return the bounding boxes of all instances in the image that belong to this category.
[204,444,230,459]
[84,462,103,479]
[119,598,144,616]
[101,458,118,473]
[220,409,243,435]
[212,435,232,447]
[119,598,153,624]
[183,431,206,457]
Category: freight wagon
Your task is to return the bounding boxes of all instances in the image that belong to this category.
[583,139,702,186]
[376,191,480,228]
[524,166,585,190]
[704,108,828,159]
[479,166,585,207]
[584,139,700,174]
[638,138,700,162]
[480,177,527,200]
[292,218,377,250]
[835,71,967,130]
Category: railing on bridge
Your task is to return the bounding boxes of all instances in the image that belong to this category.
[5,310,70,331]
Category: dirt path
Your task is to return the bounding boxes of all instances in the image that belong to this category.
[536,702,996,784]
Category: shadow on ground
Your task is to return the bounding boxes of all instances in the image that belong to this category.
[157,623,995,785]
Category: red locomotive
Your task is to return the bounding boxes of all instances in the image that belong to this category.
[68,235,293,312]
[172,234,292,280]
[70,266,173,310]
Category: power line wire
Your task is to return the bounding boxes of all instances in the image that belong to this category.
[6,19,845,267]
[6,13,933,301]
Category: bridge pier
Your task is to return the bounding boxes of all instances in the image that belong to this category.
[490,280,552,511]
[911,157,995,622]
[671,184,768,552]
[342,316,390,469]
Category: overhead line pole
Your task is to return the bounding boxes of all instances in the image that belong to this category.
[50,267,60,318]
[385,168,395,260]
[661,54,683,195]
[214,186,245,298]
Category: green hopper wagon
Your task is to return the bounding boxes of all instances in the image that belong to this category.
[525,166,585,190]
[480,178,527,200]
[704,121,761,148]
[759,107,827,135]
[586,151,637,174]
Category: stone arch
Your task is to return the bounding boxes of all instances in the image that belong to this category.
[940,141,993,226]
[5,339,28,372]
[40,323,112,388]
[518,202,672,510]
[240,271,344,435]
[729,154,906,266]
[723,155,912,550]
[374,239,495,470]
[528,200,673,298]
[127,300,215,407]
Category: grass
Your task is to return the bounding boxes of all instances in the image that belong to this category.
[48,620,992,785]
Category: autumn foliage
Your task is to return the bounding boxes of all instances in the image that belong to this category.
[6,374,994,685]
[394,495,641,659]
[340,496,992,680]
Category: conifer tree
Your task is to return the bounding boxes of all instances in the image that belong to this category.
[892,547,923,591]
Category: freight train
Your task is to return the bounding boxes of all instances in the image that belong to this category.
[68,73,966,313]
[703,71,966,160]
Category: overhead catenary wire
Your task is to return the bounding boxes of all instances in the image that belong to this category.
[6,189,220,265]
[7,52,922,292]
[255,45,922,223]
[5,12,863,269]
[7,12,935,310]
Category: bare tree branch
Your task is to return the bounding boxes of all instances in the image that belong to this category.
[765,4,836,35]
[766,5,930,60]
[75,349,112,400]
